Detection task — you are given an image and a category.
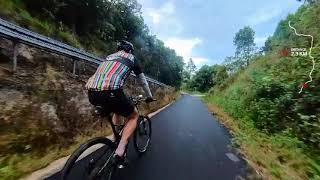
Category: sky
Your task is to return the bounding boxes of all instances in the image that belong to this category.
[137,0,302,67]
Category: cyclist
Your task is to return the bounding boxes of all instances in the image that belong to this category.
[85,40,153,159]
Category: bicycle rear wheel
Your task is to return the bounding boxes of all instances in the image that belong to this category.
[61,137,116,180]
[134,116,152,153]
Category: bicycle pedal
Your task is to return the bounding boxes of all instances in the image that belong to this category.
[113,155,129,169]
[117,159,129,169]
[118,164,125,169]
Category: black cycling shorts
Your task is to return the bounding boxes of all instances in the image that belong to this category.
[88,89,134,117]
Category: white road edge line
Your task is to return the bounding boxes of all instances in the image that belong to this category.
[288,21,315,94]
[22,101,175,180]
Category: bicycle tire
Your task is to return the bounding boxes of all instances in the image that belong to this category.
[60,137,115,180]
[87,152,117,180]
[134,116,152,153]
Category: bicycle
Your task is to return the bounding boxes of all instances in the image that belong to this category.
[60,95,155,180]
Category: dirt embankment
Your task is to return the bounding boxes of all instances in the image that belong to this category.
[0,38,177,179]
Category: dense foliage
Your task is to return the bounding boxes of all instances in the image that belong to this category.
[207,0,320,160]
[185,26,256,92]
[0,0,184,87]
[186,64,228,92]
[200,2,320,178]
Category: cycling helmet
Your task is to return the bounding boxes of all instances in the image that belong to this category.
[117,40,134,53]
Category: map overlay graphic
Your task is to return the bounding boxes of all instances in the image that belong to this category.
[288,21,315,94]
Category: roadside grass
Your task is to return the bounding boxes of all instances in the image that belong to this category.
[58,31,82,48]
[173,91,182,100]
[203,97,320,180]
[0,127,112,180]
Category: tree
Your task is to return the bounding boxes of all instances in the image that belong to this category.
[233,26,256,67]
[211,65,228,85]
[187,65,214,92]
[261,37,272,53]
[297,0,318,4]
[186,64,228,92]
[223,56,241,74]
[186,58,196,75]
[19,0,185,87]
[182,69,191,83]
[181,58,196,86]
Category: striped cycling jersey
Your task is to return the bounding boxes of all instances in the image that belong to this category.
[86,50,142,90]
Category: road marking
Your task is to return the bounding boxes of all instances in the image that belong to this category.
[148,101,174,118]
[288,21,315,94]
[226,153,240,162]
[192,94,205,97]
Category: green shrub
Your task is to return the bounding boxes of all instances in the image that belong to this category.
[208,1,320,154]
[0,165,21,180]
[58,31,82,48]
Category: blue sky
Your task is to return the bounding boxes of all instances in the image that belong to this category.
[138,0,302,67]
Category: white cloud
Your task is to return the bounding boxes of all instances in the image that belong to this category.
[147,11,161,24]
[164,37,202,60]
[139,1,182,36]
[144,1,175,25]
[138,0,212,68]
[254,37,267,46]
[164,37,211,67]
[192,57,210,66]
[161,1,175,14]
[248,7,282,25]
[137,0,151,6]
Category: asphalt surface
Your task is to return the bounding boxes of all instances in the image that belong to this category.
[48,94,249,180]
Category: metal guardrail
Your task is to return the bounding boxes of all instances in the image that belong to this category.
[0,18,170,88]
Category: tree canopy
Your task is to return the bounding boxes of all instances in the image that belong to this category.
[10,0,184,87]
[186,64,228,92]
[222,26,257,73]
[186,58,196,75]
[233,26,256,67]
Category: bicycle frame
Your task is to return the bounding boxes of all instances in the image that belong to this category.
[61,95,153,180]
[106,115,124,144]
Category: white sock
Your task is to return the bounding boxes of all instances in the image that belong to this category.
[115,140,127,157]
[110,134,116,142]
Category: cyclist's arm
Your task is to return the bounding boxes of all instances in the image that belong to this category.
[137,73,152,97]
[133,57,153,98]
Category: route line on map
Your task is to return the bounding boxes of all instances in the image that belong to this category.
[288,21,315,94]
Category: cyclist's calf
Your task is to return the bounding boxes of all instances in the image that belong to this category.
[115,107,139,157]
[122,107,139,141]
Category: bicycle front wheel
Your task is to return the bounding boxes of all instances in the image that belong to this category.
[134,116,152,153]
[61,137,116,180]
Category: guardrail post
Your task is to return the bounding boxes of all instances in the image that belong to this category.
[73,60,77,75]
[12,41,18,72]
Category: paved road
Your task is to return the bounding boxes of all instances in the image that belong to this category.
[48,94,249,180]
